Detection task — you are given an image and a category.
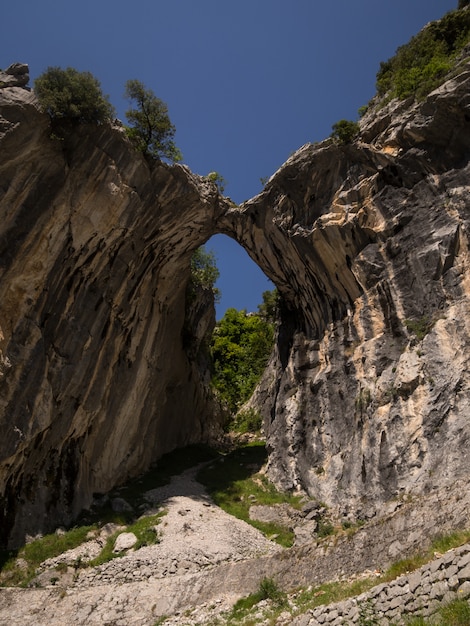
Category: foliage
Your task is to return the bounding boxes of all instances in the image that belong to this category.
[231,577,287,618]
[206,171,227,194]
[404,316,434,341]
[230,407,263,434]
[257,288,280,324]
[89,513,164,567]
[124,79,182,162]
[330,119,360,144]
[34,66,115,125]
[437,598,470,625]
[189,245,221,302]
[355,387,372,412]
[0,525,96,587]
[197,442,302,547]
[376,7,470,100]
[210,308,275,413]
[357,599,380,626]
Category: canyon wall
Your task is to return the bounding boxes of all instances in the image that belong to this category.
[241,64,470,522]
[0,84,227,546]
[1,55,470,546]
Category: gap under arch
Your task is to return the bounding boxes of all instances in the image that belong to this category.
[206,234,275,320]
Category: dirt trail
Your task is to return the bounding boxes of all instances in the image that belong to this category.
[0,463,282,625]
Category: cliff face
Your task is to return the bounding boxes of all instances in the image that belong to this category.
[1,57,470,547]
[241,65,470,521]
[0,85,227,546]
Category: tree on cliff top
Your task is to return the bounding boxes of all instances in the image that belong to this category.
[124,79,182,162]
[34,67,115,125]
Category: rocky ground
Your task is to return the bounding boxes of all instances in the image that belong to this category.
[0,461,283,625]
[1,458,469,626]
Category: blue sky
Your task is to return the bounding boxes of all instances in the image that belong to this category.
[2,0,457,318]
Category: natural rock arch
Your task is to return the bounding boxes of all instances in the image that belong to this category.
[2,65,470,547]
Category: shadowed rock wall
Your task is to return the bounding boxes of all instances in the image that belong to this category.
[0,87,227,546]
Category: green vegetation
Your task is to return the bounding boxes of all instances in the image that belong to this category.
[200,527,470,625]
[211,305,275,413]
[376,6,470,100]
[89,512,165,567]
[206,171,227,194]
[404,315,434,341]
[197,442,302,547]
[330,119,360,144]
[34,66,115,125]
[257,288,280,324]
[355,387,372,412]
[124,78,182,162]
[188,245,221,303]
[0,525,96,587]
[230,407,263,434]
[0,445,216,587]
[229,577,287,620]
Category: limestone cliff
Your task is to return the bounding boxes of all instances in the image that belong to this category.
[1,52,470,547]
[240,62,470,522]
[0,83,228,547]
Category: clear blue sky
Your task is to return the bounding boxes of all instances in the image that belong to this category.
[2,0,457,318]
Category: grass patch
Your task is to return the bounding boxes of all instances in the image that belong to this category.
[1,444,216,587]
[197,442,302,547]
[0,525,96,587]
[228,577,287,623]
[382,528,470,582]
[404,316,434,341]
[89,512,165,567]
[210,527,470,625]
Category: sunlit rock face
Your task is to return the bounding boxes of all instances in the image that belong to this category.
[1,59,470,546]
[239,66,470,521]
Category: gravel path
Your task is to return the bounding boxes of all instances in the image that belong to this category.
[0,463,282,625]
[75,463,282,587]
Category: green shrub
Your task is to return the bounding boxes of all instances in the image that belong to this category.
[211,308,275,413]
[330,119,360,144]
[124,79,182,162]
[376,7,470,100]
[230,408,263,434]
[35,66,115,125]
[231,577,286,617]
[404,316,434,341]
[188,245,220,302]
[205,171,227,193]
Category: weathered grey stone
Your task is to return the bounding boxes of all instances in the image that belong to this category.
[0,62,29,88]
[113,532,138,553]
[111,497,133,513]
[457,563,470,581]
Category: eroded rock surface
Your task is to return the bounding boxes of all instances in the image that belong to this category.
[1,57,470,548]
[242,66,470,521]
[0,81,228,546]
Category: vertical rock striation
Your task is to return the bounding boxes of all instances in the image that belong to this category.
[240,64,470,521]
[0,84,227,546]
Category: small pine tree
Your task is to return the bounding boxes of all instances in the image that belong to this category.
[124,79,182,162]
[330,119,360,144]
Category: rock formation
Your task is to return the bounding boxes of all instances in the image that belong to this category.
[0,80,228,547]
[243,65,470,521]
[1,52,470,548]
